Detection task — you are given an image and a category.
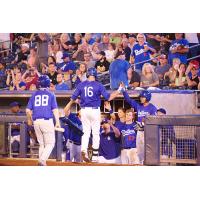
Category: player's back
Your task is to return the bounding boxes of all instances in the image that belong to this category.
[27,89,57,120]
[72,80,110,108]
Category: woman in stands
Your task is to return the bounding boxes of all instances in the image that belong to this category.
[140,63,159,88]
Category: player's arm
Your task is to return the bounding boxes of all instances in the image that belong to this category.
[51,94,61,128]
[104,101,116,122]
[64,99,75,116]
[26,108,33,126]
[109,121,121,138]
[53,108,61,128]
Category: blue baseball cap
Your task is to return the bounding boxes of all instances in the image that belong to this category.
[62,52,70,59]
[9,101,21,108]
[101,118,109,125]
[157,108,166,114]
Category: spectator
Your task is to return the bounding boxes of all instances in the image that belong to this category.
[98,33,110,51]
[22,66,40,90]
[131,33,156,74]
[52,42,63,64]
[109,52,130,89]
[27,48,39,68]
[29,83,37,91]
[168,33,189,65]
[185,33,200,59]
[140,63,159,88]
[0,63,7,89]
[185,60,199,90]
[105,43,116,62]
[109,33,122,45]
[11,70,26,91]
[60,52,76,75]
[83,52,96,68]
[72,63,87,87]
[128,34,137,54]
[90,42,100,61]
[84,33,95,45]
[55,73,69,90]
[16,43,30,63]
[60,33,73,52]
[122,38,131,61]
[127,67,141,89]
[49,82,56,91]
[95,51,110,73]
[164,58,181,88]
[47,56,56,65]
[175,63,187,88]
[0,33,10,57]
[73,33,82,51]
[72,43,89,62]
[47,62,58,85]
[36,33,49,65]
[154,54,171,80]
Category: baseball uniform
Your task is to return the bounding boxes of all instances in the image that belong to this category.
[119,122,139,164]
[122,90,157,164]
[71,80,110,160]
[27,89,58,165]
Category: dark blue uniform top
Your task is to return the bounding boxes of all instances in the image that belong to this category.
[122,91,157,122]
[71,80,110,108]
[99,131,121,160]
[27,89,58,120]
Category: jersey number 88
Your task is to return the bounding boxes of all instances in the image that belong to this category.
[35,95,49,106]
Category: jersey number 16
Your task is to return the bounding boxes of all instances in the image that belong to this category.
[35,95,49,106]
[84,87,93,97]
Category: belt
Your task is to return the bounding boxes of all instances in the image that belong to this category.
[69,140,81,146]
[34,118,52,121]
[81,107,99,109]
[122,147,134,150]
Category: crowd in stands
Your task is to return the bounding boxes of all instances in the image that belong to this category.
[0,33,200,91]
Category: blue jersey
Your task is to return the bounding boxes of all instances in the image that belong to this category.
[119,122,137,149]
[71,80,110,108]
[168,39,189,65]
[59,61,76,72]
[99,131,121,159]
[123,91,157,122]
[114,120,125,131]
[131,42,153,71]
[27,89,58,120]
[55,83,69,90]
[109,59,130,89]
[61,114,83,145]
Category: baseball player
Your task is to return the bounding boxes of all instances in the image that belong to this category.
[119,109,139,164]
[98,118,121,164]
[26,75,61,166]
[60,109,83,162]
[64,67,119,162]
[119,83,157,164]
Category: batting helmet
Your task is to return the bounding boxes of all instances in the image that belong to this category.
[86,67,97,78]
[139,90,151,102]
[38,75,51,88]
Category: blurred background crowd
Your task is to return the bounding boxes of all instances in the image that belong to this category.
[0,33,200,91]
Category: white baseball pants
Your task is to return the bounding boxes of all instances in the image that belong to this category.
[33,118,55,165]
[121,148,139,164]
[80,107,101,153]
[136,131,144,165]
[98,156,121,164]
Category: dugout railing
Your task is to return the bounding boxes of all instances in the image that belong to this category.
[144,115,200,166]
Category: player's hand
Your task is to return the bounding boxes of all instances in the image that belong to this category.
[27,119,33,127]
[104,101,111,111]
[55,122,61,129]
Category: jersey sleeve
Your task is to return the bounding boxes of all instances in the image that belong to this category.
[71,84,81,100]
[122,90,138,109]
[26,95,34,110]
[100,83,110,100]
[51,94,58,110]
[150,105,157,115]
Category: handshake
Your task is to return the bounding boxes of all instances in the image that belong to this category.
[117,82,126,93]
